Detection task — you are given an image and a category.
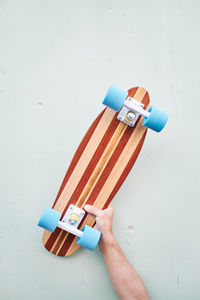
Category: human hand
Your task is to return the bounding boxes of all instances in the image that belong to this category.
[84,203,114,241]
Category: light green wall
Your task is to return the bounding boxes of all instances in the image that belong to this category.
[1,0,200,299]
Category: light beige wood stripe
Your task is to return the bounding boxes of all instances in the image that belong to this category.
[43,227,51,244]
[53,108,116,213]
[43,108,116,244]
[133,87,146,101]
[75,123,127,207]
[53,121,128,254]
[67,88,148,255]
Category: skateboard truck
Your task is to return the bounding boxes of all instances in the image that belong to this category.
[117,97,149,127]
[38,205,101,250]
[103,85,168,132]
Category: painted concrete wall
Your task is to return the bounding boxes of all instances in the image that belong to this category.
[1,1,200,299]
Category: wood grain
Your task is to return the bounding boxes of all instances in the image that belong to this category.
[42,87,150,256]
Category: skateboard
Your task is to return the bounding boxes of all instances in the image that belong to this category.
[38,85,168,256]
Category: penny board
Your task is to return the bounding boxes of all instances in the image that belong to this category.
[42,87,150,256]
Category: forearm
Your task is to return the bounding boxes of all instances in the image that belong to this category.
[99,233,150,300]
[84,204,150,300]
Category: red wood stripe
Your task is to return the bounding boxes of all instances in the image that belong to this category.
[44,111,121,252]
[103,131,147,209]
[57,125,133,256]
[53,109,105,207]
[57,89,148,256]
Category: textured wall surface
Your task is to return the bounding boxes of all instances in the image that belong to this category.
[1,1,200,299]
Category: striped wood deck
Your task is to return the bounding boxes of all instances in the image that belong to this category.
[42,87,150,256]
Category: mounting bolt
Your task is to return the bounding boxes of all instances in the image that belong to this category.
[68,219,77,226]
[127,111,136,121]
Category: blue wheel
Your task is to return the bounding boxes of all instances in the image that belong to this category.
[103,85,128,112]
[37,207,61,232]
[77,225,101,250]
[142,106,168,132]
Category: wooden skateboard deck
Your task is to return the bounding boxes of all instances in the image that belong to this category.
[42,86,150,256]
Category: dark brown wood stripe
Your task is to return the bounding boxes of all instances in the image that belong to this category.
[53,109,105,207]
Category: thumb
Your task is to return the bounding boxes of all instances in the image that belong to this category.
[84,204,101,217]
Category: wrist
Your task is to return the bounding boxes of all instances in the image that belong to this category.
[99,231,116,249]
